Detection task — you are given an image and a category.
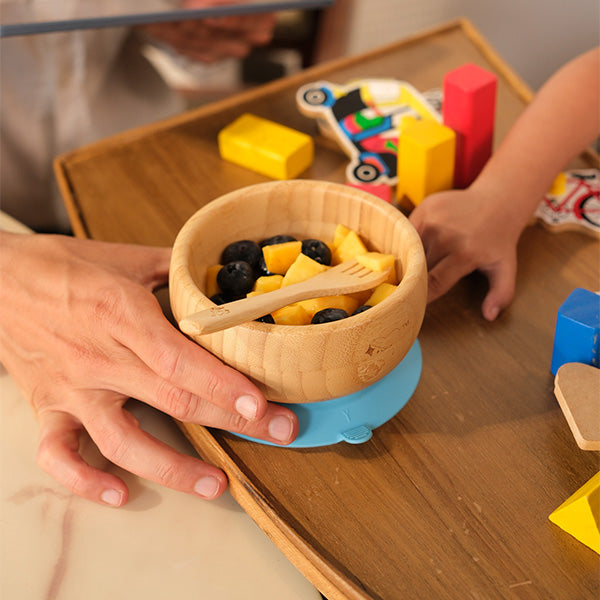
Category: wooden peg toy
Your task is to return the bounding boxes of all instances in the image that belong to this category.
[549,472,600,554]
[551,288,600,375]
[442,63,497,189]
[396,119,456,206]
[218,113,314,180]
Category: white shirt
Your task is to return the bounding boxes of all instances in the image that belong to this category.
[1,25,184,231]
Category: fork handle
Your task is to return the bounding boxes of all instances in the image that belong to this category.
[179,283,315,335]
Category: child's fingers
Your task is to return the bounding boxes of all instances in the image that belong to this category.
[481,257,517,321]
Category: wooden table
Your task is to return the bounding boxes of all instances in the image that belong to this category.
[55,19,600,600]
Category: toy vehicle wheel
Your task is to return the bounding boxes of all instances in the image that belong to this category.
[302,88,327,106]
[353,163,380,183]
[580,193,600,227]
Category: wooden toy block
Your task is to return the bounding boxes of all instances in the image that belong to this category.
[346,181,393,203]
[549,472,600,554]
[551,288,600,375]
[396,119,456,206]
[554,362,600,450]
[442,63,497,189]
[218,113,313,180]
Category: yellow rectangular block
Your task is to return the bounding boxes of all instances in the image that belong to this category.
[218,113,314,180]
[397,119,456,206]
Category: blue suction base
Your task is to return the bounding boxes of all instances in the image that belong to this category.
[234,339,422,448]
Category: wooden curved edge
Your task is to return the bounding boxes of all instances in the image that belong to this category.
[177,421,373,600]
[554,362,600,451]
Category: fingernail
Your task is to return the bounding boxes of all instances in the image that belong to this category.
[485,305,500,321]
[268,415,294,443]
[235,394,258,420]
[194,476,220,499]
[101,489,124,507]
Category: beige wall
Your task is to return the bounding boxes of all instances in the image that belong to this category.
[316,0,599,90]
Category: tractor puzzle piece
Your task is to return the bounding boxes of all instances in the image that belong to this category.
[296,78,441,186]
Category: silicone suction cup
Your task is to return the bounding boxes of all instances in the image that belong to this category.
[235,339,422,448]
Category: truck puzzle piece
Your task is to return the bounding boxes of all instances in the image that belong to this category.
[296,78,441,186]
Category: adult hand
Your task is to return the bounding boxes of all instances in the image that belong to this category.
[409,187,521,321]
[0,233,297,506]
[139,2,276,64]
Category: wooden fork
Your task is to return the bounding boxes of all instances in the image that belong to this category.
[179,260,391,335]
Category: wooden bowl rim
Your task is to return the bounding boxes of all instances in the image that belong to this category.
[171,179,426,333]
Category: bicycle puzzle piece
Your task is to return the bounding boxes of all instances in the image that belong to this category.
[535,169,600,238]
[296,78,441,186]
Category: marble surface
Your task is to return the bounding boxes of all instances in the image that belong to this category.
[0,365,320,600]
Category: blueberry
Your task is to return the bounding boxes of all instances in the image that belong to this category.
[311,308,349,324]
[221,240,262,270]
[216,261,256,298]
[301,238,331,265]
[255,255,275,277]
[255,314,275,324]
[259,234,297,247]
[352,305,372,315]
[210,293,229,305]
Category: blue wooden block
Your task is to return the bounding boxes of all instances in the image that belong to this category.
[551,288,600,375]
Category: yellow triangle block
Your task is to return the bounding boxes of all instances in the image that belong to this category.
[549,472,600,554]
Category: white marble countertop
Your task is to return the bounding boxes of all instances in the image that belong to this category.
[0,365,320,600]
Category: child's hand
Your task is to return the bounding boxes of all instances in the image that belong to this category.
[409,187,521,321]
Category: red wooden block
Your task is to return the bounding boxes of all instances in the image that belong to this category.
[442,63,497,189]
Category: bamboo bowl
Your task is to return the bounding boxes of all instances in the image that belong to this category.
[169,180,427,404]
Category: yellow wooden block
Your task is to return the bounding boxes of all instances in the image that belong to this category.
[282,253,328,287]
[205,264,222,297]
[397,119,456,206]
[272,303,311,325]
[549,472,600,554]
[218,113,314,180]
[298,295,360,319]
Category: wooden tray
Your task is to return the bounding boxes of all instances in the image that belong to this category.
[55,19,600,600]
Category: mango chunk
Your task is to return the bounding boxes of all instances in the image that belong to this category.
[365,283,397,306]
[282,253,328,287]
[272,303,311,325]
[298,295,360,319]
[252,274,284,294]
[262,240,302,274]
[205,264,222,297]
[331,230,368,265]
[332,223,352,248]
[356,252,394,272]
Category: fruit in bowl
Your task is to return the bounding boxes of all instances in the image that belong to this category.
[169,180,427,404]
